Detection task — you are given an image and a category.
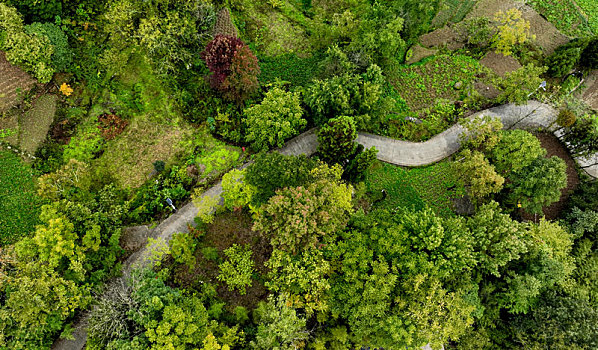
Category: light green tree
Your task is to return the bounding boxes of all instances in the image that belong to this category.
[217,244,254,295]
[490,130,546,174]
[454,149,504,202]
[493,8,533,56]
[244,87,306,151]
[251,295,309,350]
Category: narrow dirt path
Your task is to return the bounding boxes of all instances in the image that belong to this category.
[52,102,597,350]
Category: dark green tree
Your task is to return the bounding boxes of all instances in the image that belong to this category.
[506,156,567,214]
[317,116,357,165]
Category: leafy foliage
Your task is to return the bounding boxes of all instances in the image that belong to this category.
[253,164,353,254]
[495,64,547,105]
[221,169,255,210]
[506,156,568,214]
[0,150,40,244]
[490,130,546,175]
[217,244,254,295]
[317,115,357,165]
[244,87,306,151]
[0,3,54,82]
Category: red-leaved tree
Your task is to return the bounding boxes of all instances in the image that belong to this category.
[202,35,260,104]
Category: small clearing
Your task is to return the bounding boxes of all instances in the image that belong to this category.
[479,51,522,77]
[18,94,57,154]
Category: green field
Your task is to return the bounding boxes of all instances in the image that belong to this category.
[388,54,482,113]
[0,150,40,244]
[366,160,465,217]
[529,0,597,36]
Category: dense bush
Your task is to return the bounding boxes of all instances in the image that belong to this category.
[244,153,319,206]
[304,64,385,126]
[545,40,586,77]
[0,3,54,82]
[580,37,598,69]
[244,87,306,151]
[202,35,260,104]
[317,116,357,165]
[24,22,71,72]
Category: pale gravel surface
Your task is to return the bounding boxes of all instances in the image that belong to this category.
[52,101,597,350]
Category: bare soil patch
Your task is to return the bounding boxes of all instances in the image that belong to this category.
[474,81,501,100]
[480,51,522,77]
[522,132,580,221]
[581,69,598,111]
[407,44,438,64]
[0,52,36,112]
[420,26,464,50]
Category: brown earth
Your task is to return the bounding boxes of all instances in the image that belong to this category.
[407,44,438,64]
[0,52,36,113]
[479,51,522,77]
[521,132,580,221]
[420,26,464,50]
[581,69,598,111]
[474,81,501,100]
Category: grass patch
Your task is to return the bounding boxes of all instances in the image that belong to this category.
[432,0,476,28]
[95,118,195,189]
[366,161,464,218]
[388,54,482,113]
[577,0,598,34]
[18,95,57,154]
[259,52,322,88]
[0,150,40,245]
[528,0,594,36]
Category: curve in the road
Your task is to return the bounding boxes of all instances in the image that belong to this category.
[52,101,597,350]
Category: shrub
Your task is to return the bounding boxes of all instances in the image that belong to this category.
[221,169,255,210]
[556,109,577,128]
[317,116,357,165]
[546,45,583,77]
[304,64,384,126]
[492,8,532,56]
[217,244,254,295]
[495,64,547,105]
[580,37,598,69]
[24,22,71,72]
[169,232,197,269]
[221,44,260,104]
[0,3,54,82]
[202,35,244,89]
[244,87,306,151]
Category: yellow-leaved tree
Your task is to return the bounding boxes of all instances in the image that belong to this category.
[493,8,534,56]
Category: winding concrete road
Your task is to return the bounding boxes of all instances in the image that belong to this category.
[52,101,598,350]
